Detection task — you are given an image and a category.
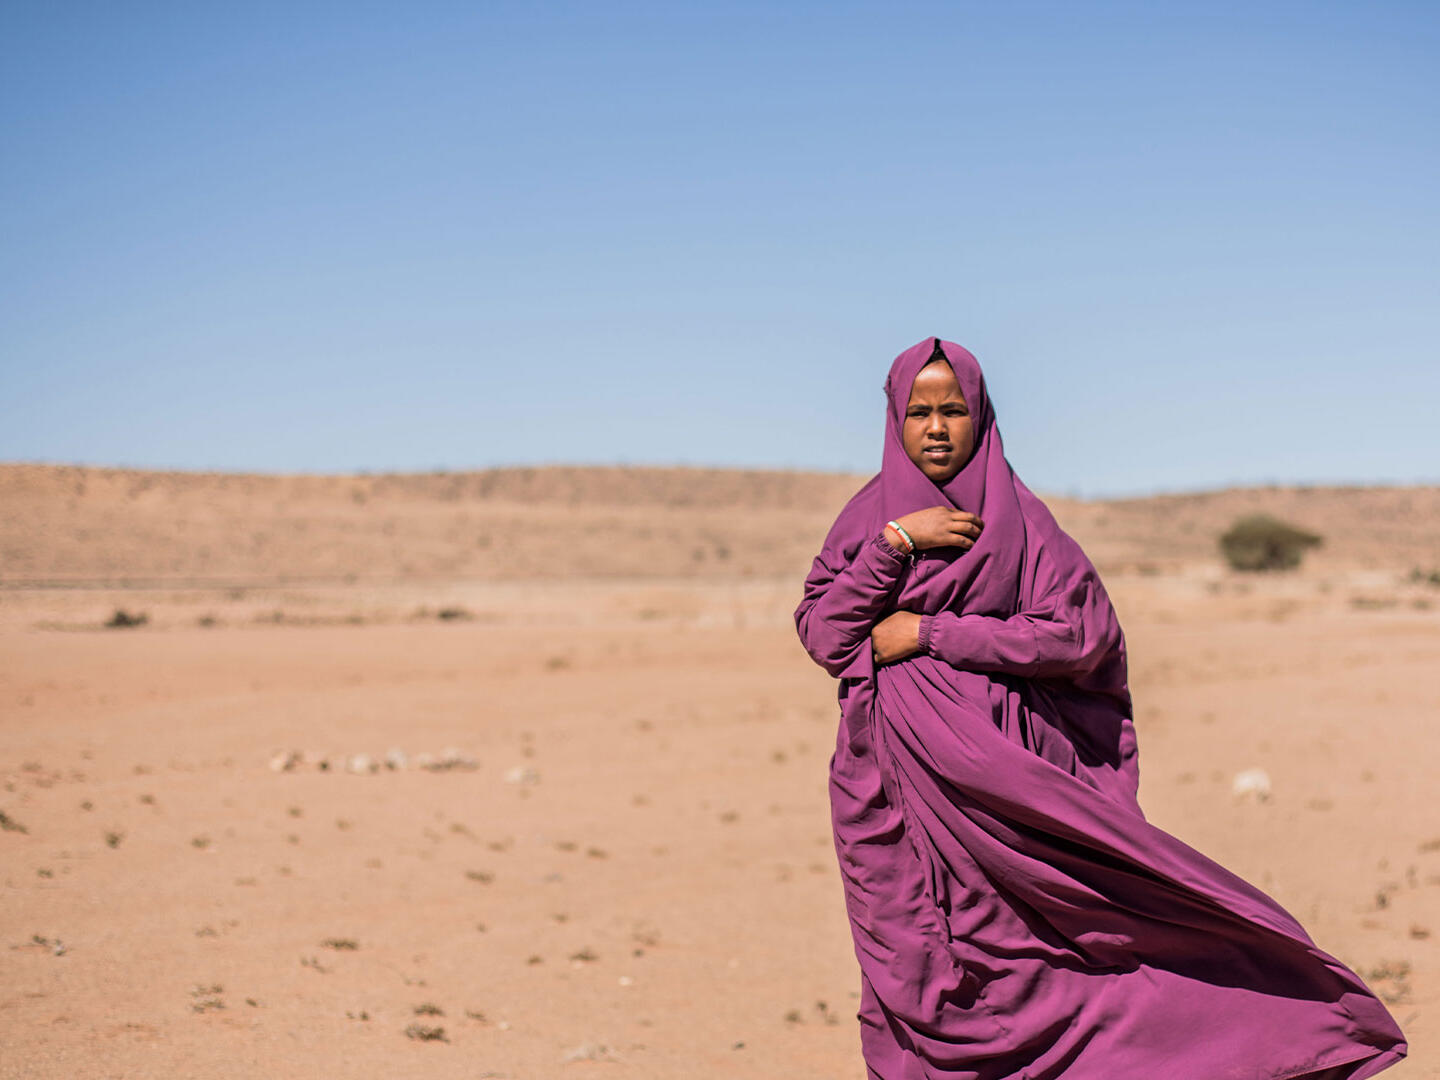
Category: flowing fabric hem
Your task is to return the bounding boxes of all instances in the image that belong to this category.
[1268,1043,1407,1080]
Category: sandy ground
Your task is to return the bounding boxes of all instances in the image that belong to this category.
[2,466,1437,1078]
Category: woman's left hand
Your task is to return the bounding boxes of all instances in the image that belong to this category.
[871,611,923,665]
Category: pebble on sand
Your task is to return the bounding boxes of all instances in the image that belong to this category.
[1231,767,1272,802]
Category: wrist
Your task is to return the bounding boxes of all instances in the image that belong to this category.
[884,520,916,555]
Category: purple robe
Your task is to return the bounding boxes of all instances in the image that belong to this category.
[794,337,1407,1079]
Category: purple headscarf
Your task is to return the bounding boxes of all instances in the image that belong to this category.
[867,336,1026,623]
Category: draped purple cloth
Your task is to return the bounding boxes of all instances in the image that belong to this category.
[794,337,1407,1079]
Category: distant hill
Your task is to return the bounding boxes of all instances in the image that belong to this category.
[2,463,1437,586]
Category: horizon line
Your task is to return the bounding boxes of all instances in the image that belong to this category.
[4,457,1438,504]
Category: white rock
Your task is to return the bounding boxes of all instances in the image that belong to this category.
[562,1042,613,1063]
[268,750,300,773]
[504,764,539,785]
[347,753,377,774]
[384,748,408,771]
[413,751,437,770]
[1231,767,1272,801]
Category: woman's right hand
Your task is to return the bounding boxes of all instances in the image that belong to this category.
[893,506,984,551]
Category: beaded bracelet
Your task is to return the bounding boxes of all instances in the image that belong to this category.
[885,519,916,555]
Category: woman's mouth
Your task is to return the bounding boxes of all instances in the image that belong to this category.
[922,446,952,458]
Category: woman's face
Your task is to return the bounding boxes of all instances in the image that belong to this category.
[902,360,975,485]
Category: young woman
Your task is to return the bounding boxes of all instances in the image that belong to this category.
[795,337,1407,1079]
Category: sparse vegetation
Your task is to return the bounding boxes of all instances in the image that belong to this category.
[29,934,65,956]
[1218,515,1323,571]
[404,1022,448,1042]
[321,937,359,951]
[1359,959,1413,1005]
[0,809,27,834]
[105,608,148,628]
[413,1002,444,1016]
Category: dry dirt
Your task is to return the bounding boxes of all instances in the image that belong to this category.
[1,464,1436,1078]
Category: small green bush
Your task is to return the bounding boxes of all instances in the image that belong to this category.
[1219,514,1323,572]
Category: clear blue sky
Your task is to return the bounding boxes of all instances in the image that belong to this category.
[2,1,1435,496]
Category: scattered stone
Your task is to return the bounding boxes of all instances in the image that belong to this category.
[505,765,540,785]
[189,984,225,1013]
[1231,768,1272,802]
[270,748,481,774]
[425,748,478,771]
[562,1042,614,1063]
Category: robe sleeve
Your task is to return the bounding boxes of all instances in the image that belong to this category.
[794,530,909,679]
[916,540,1121,680]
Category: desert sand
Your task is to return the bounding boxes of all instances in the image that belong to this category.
[1,463,1436,1078]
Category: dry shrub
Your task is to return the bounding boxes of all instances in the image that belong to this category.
[1219,515,1322,571]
